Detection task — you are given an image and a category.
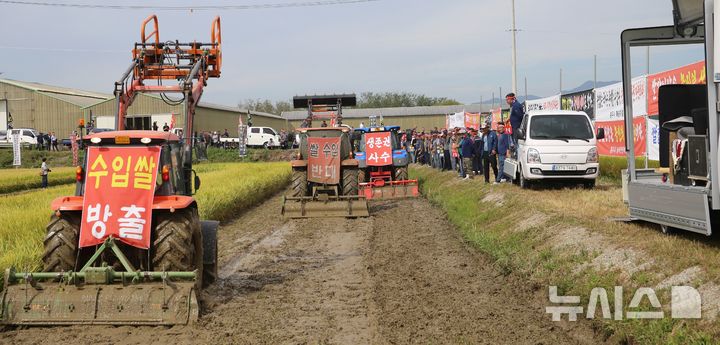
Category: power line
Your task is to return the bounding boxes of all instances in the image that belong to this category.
[0,0,379,10]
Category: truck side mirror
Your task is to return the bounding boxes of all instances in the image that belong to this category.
[516,128,525,140]
[597,128,605,140]
[194,175,201,191]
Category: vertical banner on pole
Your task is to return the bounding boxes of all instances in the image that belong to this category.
[71,132,79,166]
[238,116,248,157]
[11,132,21,166]
[647,117,660,161]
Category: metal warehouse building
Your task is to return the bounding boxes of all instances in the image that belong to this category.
[0,79,287,137]
[282,104,489,130]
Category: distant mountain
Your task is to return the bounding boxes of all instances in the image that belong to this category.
[472,80,620,105]
[563,80,619,94]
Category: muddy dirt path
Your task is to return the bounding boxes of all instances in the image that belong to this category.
[2,194,604,344]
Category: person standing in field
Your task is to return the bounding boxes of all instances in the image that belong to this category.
[40,157,51,188]
[481,123,498,184]
[495,123,514,183]
[471,129,484,176]
[460,130,474,179]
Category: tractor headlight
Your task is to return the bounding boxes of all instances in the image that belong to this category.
[527,148,541,164]
[586,147,598,163]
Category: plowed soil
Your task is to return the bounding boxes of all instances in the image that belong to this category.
[1,194,605,344]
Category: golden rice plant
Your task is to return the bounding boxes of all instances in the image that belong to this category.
[0,162,290,288]
[0,167,76,194]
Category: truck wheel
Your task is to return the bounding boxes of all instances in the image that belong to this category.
[43,212,81,272]
[292,168,308,197]
[342,168,359,196]
[263,142,269,149]
[152,206,203,288]
[519,165,530,189]
[395,166,408,181]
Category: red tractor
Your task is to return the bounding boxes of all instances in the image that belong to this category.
[1,15,221,326]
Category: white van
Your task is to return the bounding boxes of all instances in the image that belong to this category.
[246,126,280,148]
[502,110,604,189]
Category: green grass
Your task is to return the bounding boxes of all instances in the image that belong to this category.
[0,148,85,169]
[599,156,660,182]
[0,162,290,290]
[411,165,716,344]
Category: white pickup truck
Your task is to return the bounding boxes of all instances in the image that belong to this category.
[0,128,39,147]
[219,126,281,148]
[502,110,604,189]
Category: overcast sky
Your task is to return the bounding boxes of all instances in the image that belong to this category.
[0,0,706,106]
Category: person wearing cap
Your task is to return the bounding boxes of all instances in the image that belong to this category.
[507,92,524,157]
[481,122,498,184]
[496,122,514,183]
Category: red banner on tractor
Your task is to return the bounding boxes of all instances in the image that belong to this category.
[307,137,342,184]
[80,146,161,249]
[365,132,392,167]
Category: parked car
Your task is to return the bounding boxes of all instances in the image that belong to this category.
[1,128,39,145]
[247,126,281,148]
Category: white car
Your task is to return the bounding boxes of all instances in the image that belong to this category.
[247,126,280,148]
[503,110,604,189]
[3,128,39,145]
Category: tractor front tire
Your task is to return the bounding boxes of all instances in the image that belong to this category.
[43,212,81,272]
[342,168,359,196]
[395,166,409,181]
[152,206,203,288]
[292,168,308,197]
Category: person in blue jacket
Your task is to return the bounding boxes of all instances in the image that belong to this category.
[481,122,498,184]
[460,130,475,179]
[507,92,525,158]
[496,122,514,183]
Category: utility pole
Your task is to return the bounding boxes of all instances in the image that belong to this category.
[492,92,495,109]
[524,77,528,105]
[593,55,597,90]
[559,68,563,94]
[511,0,518,94]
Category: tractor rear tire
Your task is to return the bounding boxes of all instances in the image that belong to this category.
[395,166,409,181]
[291,168,308,197]
[342,168,359,196]
[152,206,203,288]
[43,212,81,272]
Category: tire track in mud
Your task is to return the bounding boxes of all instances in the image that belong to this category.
[1,192,606,344]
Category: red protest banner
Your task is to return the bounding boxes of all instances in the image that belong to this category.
[464,112,481,130]
[80,146,161,249]
[647,61,705,115]
[365,132,392,167]
[596,116,646,157]
[307,137,341,184]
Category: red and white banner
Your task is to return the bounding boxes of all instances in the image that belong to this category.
[80,146,161,249]
[365,132,392,167]
[647,61,705,115]
[464,112,481,130]
[595,76,647,121]
[596,116,646,157]
[525,94,561,112]
[491,107,502,127]
[307,137,341,184]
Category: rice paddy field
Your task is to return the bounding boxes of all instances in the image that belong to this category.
[0,162,290,287]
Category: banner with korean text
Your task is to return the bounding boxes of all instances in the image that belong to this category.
[364,132,392,167]
[80,146,161,249]
[596,116,646,156]
[464,112,481,130]
[307,137,341,184]
[561,89,595,119]
[647,117,660,161]
[594,76,647,121]
[447,112,465,129]
[525,94,561,112]
[647,61,705,115]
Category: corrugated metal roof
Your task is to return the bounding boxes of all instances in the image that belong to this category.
[281,104,489,120]
[0,79,111,99]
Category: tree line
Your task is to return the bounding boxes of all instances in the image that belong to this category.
[239,92,461,115]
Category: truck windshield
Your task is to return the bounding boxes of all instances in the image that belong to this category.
[529,115,593,141]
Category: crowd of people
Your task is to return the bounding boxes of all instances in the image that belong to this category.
[403,93,523,184]
[404,121,514,184]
